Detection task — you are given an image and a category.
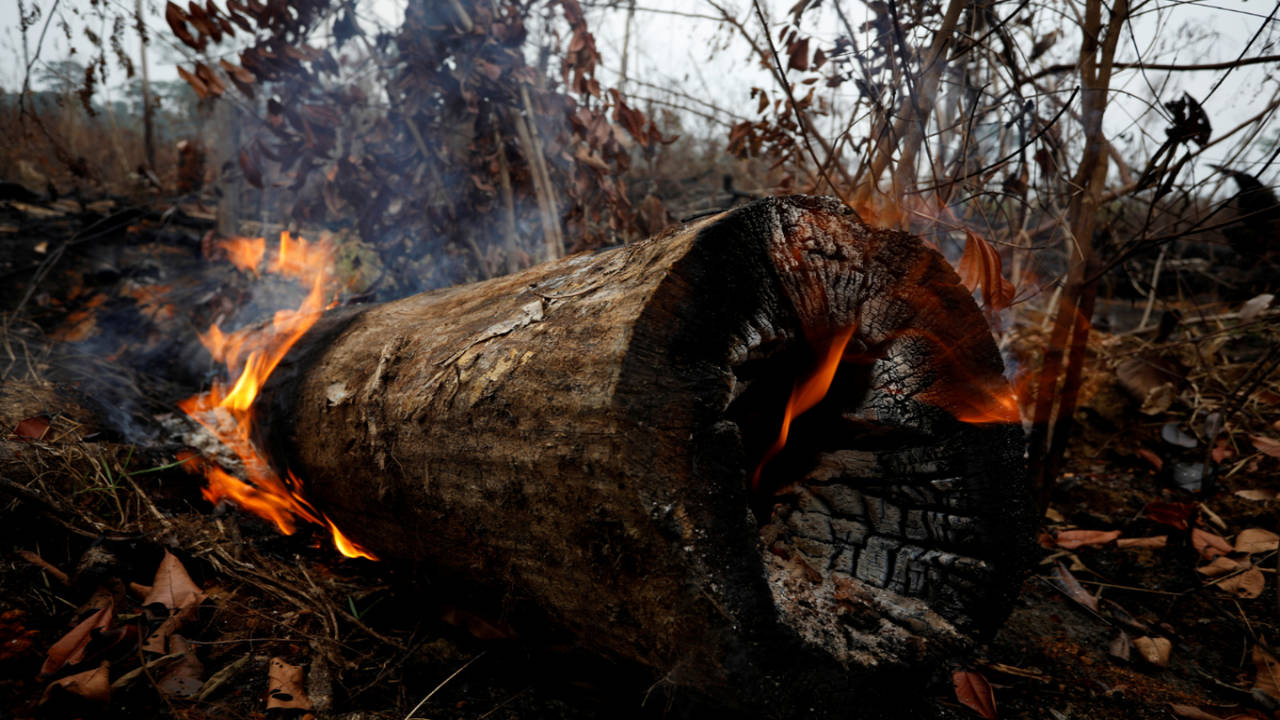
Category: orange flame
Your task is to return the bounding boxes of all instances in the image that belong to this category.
[751,326,858,491]
[218,235,266,275]
[179,232,376,560]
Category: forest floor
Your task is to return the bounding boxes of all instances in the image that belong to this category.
[1,191,1277,720]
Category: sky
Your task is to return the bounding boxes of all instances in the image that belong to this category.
[1,0,1277,180]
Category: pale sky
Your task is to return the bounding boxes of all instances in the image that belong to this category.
[2,0,1277,181]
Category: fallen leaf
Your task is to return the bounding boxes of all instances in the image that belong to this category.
[39,602,114,678]
[1191,528,1232,559]
[1052,562,1098,612]
[952,670,997,719]
[144,551,206,620]
[42,661,110,704]
[1212,436,1235,463]
[1235,489,1277,502]
[266,657,312,710]
[1143,502,1195,530]
[1115,357,1178,415]
[141,551,206,654]
[0,609,40,662]
[1053,529,1122,550]
[1109,631,1133,661]
[1198,504,1227,531]
[1217,567,1266,599]
[12,416,50,441]
[1238,293,1274,321]
[1198,556,1249,577]
[1102,598,1152,634]
[1135,448,1164,471]
[1133,636,1172,667]
[1253,643,1279,700]
[1169,704,1229,720]
[1235,528,1280,554]
[1116,535,1168,549]
[156,635,204,697]
[1250,435,1280,458]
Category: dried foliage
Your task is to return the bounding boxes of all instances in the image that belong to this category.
[161,0,671,293]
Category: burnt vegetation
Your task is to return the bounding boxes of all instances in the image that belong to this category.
[2,0,1280,719]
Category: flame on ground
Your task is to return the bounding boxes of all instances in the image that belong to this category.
[179,232,376,561]
[751,326,858,491]
[218,235,265,275]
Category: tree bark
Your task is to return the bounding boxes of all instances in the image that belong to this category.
[262,196,1033,715]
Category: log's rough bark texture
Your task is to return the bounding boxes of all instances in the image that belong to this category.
[265,196,1033,715]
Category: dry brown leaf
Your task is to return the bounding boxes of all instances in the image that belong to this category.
[141,551,206,654]
[266,657,312,710]
[12,416,50,440]
[157,635,204,697]
[1133,636,1171,667]
[144,551,206,620]
[1235,528,1280,554]
[1109,631,1133,661]
[42,661,110,704]
[1135,447,1164,470]
[1197,556,1249,577]
[165,2,202,50]
[952,670,997,719]
[1250,435,1280,458]
[1198,504,1227,531]
[1054,529,1122,549]
[786,37,811,72]
[1144,501,1195,530]
[1217,568,1266,599]
[1191,528,1232,559]
[1053,562,1098,612]
[1253,643,1280,700]
[1116,535,1168,549]
[176,65,210,99]
[1168,704,1229,720]
[39,602,114,678]
[1211,436,1235,463]
[956,231,1016,311]
[142,615,182,654]
[1235,489,1277,502]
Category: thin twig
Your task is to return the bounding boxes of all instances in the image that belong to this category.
[402,653,486,720]
[748,0,857,216]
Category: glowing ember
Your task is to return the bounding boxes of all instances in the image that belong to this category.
[751,326,858,491]
[179,232,375,560]
[952,381,1023,425]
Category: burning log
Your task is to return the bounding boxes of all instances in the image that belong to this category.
[252,196,1031,713]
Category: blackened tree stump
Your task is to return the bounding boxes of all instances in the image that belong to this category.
[262,196,1033,715]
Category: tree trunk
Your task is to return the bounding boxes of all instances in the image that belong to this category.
[262,196,1033,715]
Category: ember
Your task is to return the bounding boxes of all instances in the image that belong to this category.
[178,232,375,560]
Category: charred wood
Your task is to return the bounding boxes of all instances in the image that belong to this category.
[260,196,1033,715]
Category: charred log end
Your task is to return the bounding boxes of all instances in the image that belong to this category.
[619,196,1032,699]
[271,195,1031,714]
